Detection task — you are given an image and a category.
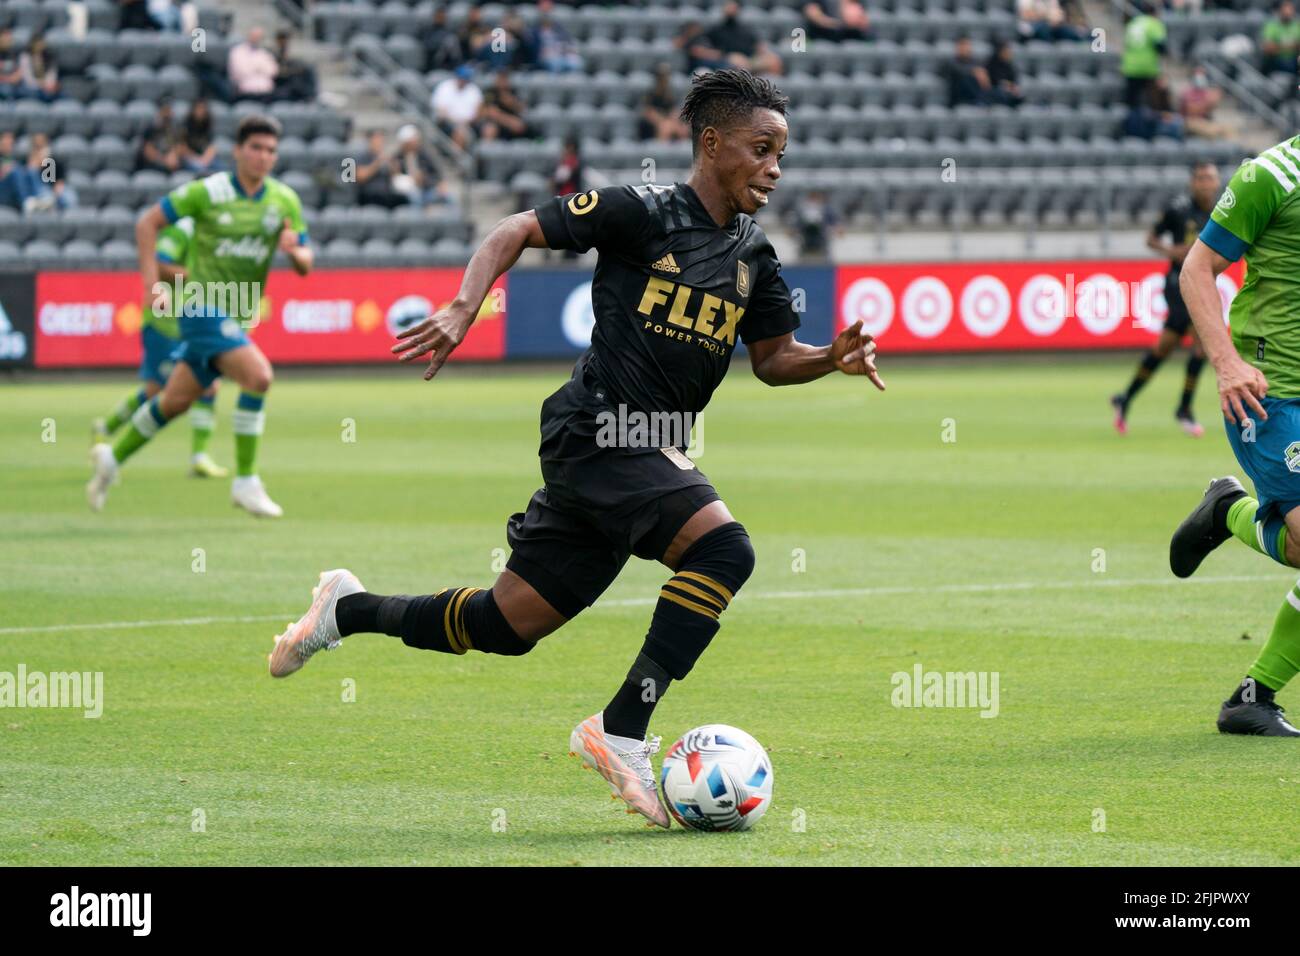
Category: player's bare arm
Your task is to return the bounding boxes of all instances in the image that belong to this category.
[1180,238,1267,424]
[392,209,548,379]
[135,203,167,298]
[279,217,312,276]
[748,318,885,390]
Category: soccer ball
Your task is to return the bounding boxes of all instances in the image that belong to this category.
[659,724,773,831]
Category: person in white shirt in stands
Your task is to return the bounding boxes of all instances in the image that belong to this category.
[227,27,278,102]
[431,64,483,150]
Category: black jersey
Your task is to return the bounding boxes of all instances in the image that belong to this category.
[533,182,800,418]
[1153,194,1213,279]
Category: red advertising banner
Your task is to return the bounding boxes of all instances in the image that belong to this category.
[33,269,505,368]
[834,259,1247,352]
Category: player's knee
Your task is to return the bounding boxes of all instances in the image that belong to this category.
[246,367,273,394]
[471,588,538,656]
[678,521,755,598]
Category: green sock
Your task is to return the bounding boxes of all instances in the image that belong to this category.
[1226,497,1288,563]
[1247,583,1300,692]
[104,388,146,434]
[232,390,265,478]
[111,396,170,465]
[191,395,216,456]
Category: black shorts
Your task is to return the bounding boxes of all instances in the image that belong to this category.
[505,362,720,619]
[1163,277,1191,336]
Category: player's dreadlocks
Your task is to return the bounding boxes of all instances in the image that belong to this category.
[679,69,789,157]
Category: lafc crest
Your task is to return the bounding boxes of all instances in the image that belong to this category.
[736,260,750,298]
[567,190,599,216]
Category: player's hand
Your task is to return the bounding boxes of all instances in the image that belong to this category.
[1218,355,1269,425]
[277,217,298,255]
[831,319,885,391]
[391,301,474,380]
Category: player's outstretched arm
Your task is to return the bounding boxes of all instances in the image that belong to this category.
[748,318,885,391]
[393,210,548,381]
[1180,239,1267,424]
[135,204,167,299]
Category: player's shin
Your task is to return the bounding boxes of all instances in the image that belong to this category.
[602,522,756,741]
[1226,497,1293,567]
[336,587,534,656]
[191,393,216,455]
[1235,581,1300,699]
[1180,354,1205,414]
[111,395,172,464]
[232,390,265,477]
[104,387,147,435]
[1122,351,1162,403]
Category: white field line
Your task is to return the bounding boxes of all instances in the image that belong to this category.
[0,573,1284,635]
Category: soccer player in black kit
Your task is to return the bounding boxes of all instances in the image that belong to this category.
[1111,161,1221,437]
[267,71,885,828]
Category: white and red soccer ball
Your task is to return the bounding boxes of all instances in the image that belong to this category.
[659,724,773,831]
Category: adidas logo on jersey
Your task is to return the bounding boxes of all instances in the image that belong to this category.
[651,253,680,274]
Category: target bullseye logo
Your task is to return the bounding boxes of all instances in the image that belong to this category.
[840,277,894,337]
[561,281,595,347]
[1018,274,1067,336]
[900,276,951,339]
[960,275,1010,338]
[1075,273,1125,336]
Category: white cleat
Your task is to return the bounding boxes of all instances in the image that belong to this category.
[189,452,229,478]
[91,417,109,444]
[231,474,283,518]
[86,443,118,512]
[569,712,671,829]
[268,569,365,678]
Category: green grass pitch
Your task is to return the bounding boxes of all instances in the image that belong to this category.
[2,355,1296,866]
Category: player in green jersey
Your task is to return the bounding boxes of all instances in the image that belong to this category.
[87,115,312,517]
[1170,136,1300,735]
[91,216,229,478]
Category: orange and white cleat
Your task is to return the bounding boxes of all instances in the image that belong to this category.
[569,712,670,829]
[268,569,364,678]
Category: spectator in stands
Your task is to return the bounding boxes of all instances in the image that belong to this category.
[1120,1,1166,109]
[1261,1,1300,74]
[639,63,689,141]
[0,131,19,209]
[787,190,842,261]
[687,2,783,76]
[272,29,318,102]
[228,27,279,102]
[985,38,1025,108]
[420,5,464,72]
[943,36,993,106]
[0,30,24,101]
[391,124,454,208]
[432,64,483,149]
[179,98,220,172]
[18,35,60,102]
[477,69,532,141]
[801,1,871,42]
[468,11,527,71]
[118,0,160,31]
[147,0,183,31]
[1,133,75,212]
[535,0,583,73]
[553,134,583,199]
[1017,0,1085,42]
[356,129,408,209]
[1179,66,1229,138]
[459,7,489,63]
[1124,74,1185,140]
[136,100,183,173]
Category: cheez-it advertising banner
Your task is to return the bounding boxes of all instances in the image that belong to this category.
[33,269,505,368]
[835,259,1246,351]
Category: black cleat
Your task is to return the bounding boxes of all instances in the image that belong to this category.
[1217,699,1300,736]
[1169,476,1246,578]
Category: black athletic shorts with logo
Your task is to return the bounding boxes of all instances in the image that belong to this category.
[1163,274,1192,336]
[504,359,720,619]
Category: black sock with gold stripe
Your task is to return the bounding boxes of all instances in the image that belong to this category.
[603,523,755,740]
[337,587,532,656]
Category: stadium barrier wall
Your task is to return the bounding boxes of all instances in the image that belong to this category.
[12,259,1245,370]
